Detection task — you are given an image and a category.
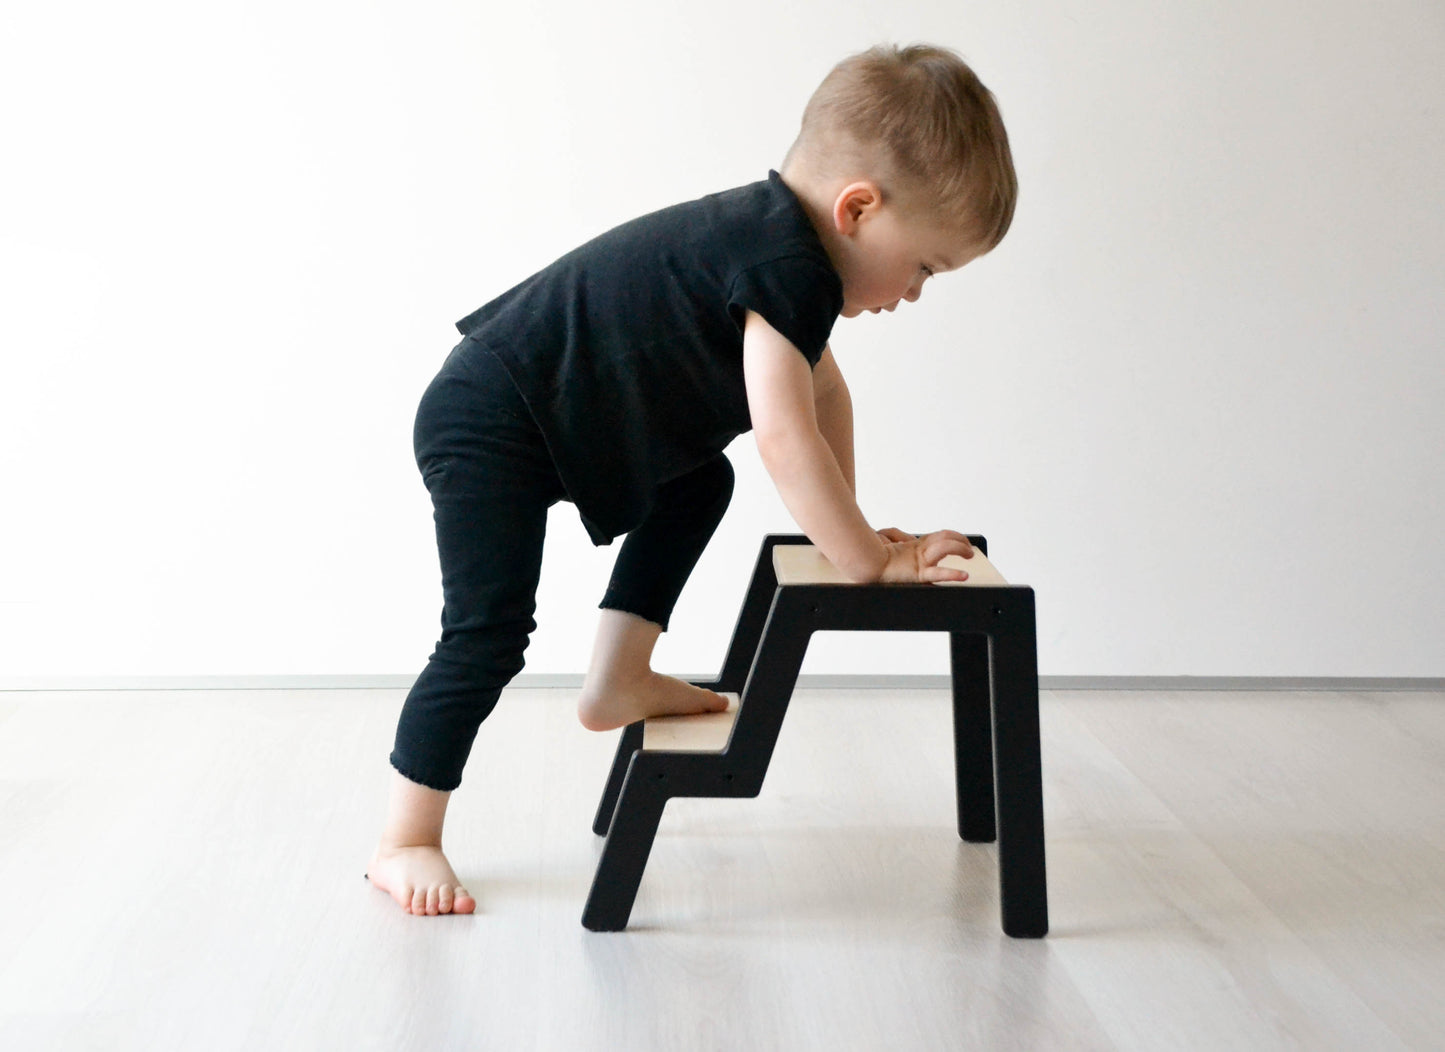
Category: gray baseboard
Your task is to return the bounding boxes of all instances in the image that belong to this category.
[1,674,1442,692]
[1037,676,1445,692]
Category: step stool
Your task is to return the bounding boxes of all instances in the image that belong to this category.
[583,533,1048,937]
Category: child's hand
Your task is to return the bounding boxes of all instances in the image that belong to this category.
[876,527,917,545]
[875,528,976,583]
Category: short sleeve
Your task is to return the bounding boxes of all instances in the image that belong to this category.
[728,254,843,367]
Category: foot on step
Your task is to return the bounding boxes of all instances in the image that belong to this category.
[366,843,476,915]
[577,671,729,732]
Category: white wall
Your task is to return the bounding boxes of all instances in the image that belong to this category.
[2,0,1442,682]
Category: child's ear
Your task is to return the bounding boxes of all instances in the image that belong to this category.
[832,181,884,234]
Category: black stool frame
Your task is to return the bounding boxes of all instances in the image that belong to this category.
[583,533,1048,937]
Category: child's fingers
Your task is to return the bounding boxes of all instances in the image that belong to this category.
[936,530,976,558]
[921,531,975,563]
[919,563,969,583]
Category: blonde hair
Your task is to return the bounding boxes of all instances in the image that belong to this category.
[784,44,1017,250]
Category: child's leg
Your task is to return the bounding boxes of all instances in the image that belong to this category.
[369,349,562,915]
[577,454,735,731]
[369,769,472,916]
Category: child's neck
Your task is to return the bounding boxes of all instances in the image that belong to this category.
[778,165,848,277]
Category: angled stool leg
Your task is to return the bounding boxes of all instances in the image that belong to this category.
[704,533,806,692]
[589,534,803,836]
[583,756,670,931]
[722,587,817,789]
[591,721,644,836]
[582,587,815,932]
[950,631,996,842]
[989,592,1048,938]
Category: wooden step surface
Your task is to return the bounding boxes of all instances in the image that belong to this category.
[772,544,1010,587]
[642,693,740,752]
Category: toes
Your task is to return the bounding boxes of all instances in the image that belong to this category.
[411,886,427,915]
[425,886,441,915]
[694,689,728,714]
[438,885,454,914]
[454,888,476,914]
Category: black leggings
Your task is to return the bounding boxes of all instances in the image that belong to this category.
[390,342,734,791]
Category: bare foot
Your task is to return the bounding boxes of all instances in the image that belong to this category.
[366,844,476,915]
[577,670,729,732]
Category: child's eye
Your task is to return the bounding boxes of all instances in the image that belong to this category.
[920,265,935,277]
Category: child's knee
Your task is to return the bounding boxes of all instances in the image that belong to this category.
[667,454,735,527]
[433,621,533,685]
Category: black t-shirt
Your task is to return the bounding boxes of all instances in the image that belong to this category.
[452,170,844,544]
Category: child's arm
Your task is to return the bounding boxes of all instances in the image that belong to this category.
[811,344,856,495]
[742,310,975,584]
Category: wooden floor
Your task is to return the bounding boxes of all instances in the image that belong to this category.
[0,685,1442,1051]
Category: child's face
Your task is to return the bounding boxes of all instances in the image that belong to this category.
[831,186,983,318]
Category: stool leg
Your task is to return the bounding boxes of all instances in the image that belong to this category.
[583,759,669,931]
[708,534,801,692]
[950,632,996,842]
[989,600,1049,938]
[582,587,813,931]
[591,721,644,836]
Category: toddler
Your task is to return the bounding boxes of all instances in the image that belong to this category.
[368,42,1017,915]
